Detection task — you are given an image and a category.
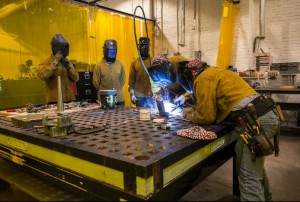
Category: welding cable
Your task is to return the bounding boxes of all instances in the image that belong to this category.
[133,6,151,77]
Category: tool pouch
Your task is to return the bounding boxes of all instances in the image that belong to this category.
[251,132,274,158]
[230,95,280,159]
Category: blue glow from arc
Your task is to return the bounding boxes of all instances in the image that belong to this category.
[163,100,182,116]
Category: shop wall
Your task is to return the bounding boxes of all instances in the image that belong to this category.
[151,0,300,73]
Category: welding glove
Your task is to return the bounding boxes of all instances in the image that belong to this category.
[183,107,194,119]
[174,95,186,106]
[61,57,70,70]
[129,89,136,104]
[53,51,63,67]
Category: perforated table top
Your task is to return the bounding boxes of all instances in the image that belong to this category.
[0,106,236,200]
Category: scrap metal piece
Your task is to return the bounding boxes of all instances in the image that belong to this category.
[42,114,75,137]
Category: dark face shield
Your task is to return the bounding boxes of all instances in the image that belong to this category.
[51,34,69,57]
[52,44,69,57]
[176,62,194,93]
[139,37,150,59]
[103,40,117,64]
[148,61,177,87]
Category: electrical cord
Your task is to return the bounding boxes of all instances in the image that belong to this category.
[133,6,151,77]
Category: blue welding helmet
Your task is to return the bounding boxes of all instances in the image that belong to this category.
[148,60,177,87]
[103,39,117,64]
[51,34,69,57]
[176,61,194,93]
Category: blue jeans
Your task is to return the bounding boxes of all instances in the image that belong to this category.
[136,97,156,109]
[235,110,280,201]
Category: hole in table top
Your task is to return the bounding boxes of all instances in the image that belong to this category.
[147,143,155,147]
[109,149,119,153]
[100,140,108,143]
[122,152,133,156]
[135,155,150,160]
[135,147,144,151]
[148,150,158,154]
[169,142,177,146]
[160,146,168,150]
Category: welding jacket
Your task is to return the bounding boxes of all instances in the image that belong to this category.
[93,59,126,103]
[128,57,153,98]
[186,66,258,125]
[37,55,79,103]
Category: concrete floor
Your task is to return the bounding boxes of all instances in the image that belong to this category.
[1,128,300,201]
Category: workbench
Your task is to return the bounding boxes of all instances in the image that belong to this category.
[255,87,300,111]
[0,106,238,201]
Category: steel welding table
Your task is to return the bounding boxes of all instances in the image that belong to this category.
[0,106,238,201]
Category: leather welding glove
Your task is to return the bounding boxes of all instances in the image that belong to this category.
[183,107,194,119]
[53,51,63,67]
[129,89,136,104]
[61,57,70,70]
[174,94,186,106]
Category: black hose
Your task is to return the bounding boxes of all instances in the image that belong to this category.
[133,6,151,77]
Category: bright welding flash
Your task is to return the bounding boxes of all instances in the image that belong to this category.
[163,101,182,116]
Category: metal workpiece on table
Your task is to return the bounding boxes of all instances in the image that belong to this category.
[0,106,236,201]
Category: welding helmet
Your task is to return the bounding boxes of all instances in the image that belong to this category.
[176,61,194,93]
[148,55,176,87]
[51,34,69,57]
[139,37,150,59]
[177,60,208,93]
[103,39,117,64]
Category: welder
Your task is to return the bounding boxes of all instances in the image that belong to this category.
[93,39,126,106]
[149,58,281,201]
[147,54,192,116]
[38,34,79,104]
[128,37,155,108]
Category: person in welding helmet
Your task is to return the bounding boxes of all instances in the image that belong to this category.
[148,54,193,104]
[37,34,79,104]
[92,39,126,105]
[168,55,195,107]
[128,37,156,108]
[180,59,280,201]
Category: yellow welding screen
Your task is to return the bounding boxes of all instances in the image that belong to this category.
[216,1,239,69]
[92,9,153,106]
[0,0,154,108]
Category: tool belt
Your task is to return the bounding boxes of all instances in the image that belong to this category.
[230,95,281,161]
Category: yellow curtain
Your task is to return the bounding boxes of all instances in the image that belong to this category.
[0,0,90,79]
[91,8,154,106]
[216,1,239,69]
[0,0,154,107]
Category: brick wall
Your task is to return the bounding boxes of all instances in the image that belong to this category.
[106,0,300,73]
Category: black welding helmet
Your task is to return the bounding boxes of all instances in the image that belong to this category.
[176,61,194,93]
[51,34,69,57]
[139,37,150,59]
[148,54,176,87]
[103,39,117,64]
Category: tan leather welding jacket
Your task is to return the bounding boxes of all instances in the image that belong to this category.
[93,59,126,102]
[128,57,153,97]
[186,66,258,125]
[38,55,79,103]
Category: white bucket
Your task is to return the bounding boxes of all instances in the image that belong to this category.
[140,108,151,121]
